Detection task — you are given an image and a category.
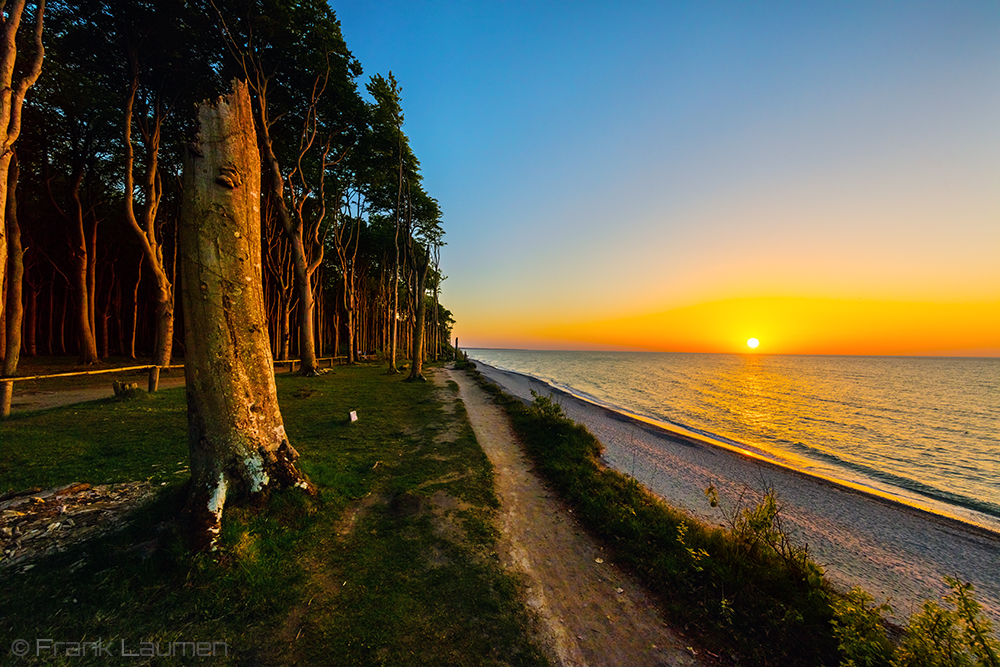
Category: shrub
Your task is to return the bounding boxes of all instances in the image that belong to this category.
[893,578,1000,667]
[830,588,895,667]
[528,389,565,422]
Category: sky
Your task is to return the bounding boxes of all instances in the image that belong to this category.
[334,1,1000,356]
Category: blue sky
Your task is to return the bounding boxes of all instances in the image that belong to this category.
[334,1,1000,352]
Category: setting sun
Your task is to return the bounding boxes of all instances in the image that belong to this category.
[747,338,760,349]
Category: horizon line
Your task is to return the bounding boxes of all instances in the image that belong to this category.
[462,347,1000,360]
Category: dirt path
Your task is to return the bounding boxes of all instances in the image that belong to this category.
[440,367,705,667]
[9,376,188,413]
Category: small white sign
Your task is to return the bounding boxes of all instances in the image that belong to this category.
[349,411,358,422]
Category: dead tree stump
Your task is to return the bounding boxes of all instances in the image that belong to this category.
[179,80,314,551]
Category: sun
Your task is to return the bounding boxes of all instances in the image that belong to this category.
[746,337,760,349]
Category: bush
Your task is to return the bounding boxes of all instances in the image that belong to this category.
[893,578,1000,667]
[527,389,565,421]
[830,588,895,667]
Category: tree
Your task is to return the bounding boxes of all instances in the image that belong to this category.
[403,186,442,382]
[179,80,313,550]
[0,0,43,345]
[365,72,419,373]
[115,0,216,367]
[210,0,363,375]
[0,2,456,375]
[32,1,114,364]
[1,152,23,416]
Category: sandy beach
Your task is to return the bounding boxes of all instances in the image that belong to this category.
[472,359,1000,627]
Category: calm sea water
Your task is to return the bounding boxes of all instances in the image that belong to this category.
[467,350,1000,533]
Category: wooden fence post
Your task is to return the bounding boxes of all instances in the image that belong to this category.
[148,366,160,393]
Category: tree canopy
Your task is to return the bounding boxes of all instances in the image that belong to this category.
[0,0,453,375]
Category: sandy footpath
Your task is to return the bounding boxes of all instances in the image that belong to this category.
[440,367,705,667]
[472,360,1000,628]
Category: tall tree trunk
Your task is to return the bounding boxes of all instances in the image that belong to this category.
[40,279,48,355]
[0,0,43,335]
[256,96,319,375]
[315,276,324,358]
[86,212,97,343]
[110,275,122,356]
[0,279,5,361]
[70,204,98,363]
[51,168,99,364]
[1,153,23,417]
[123,79,175,367]
[97,267,112,359]
[128,255,141,359]
[406,247,429,382]
[388,258,399,373]
[179,80,313,551]
[343,284,355,364]
[279,298,291,361]
[288,239,317,372]
[332,290,339,358]
[23,276,35,356]
[56,281,66,354]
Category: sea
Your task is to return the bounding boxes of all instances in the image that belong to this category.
[466,349,1000,535]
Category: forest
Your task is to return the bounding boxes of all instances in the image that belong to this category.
[0,0,454,388]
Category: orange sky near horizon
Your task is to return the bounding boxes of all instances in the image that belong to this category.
[490,297,1000,357]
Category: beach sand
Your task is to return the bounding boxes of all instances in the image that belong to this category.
[473,360,1000,627]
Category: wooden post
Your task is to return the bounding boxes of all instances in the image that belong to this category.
[148,365,160,393]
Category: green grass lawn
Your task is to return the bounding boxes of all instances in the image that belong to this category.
[0,364,550,666]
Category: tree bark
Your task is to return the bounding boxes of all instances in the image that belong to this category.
[406,246,429,382]
[128,255,141,359]
[23,275,35,356]
[49,168,99,364]
[0,0,44,334]
[1,153,23,417]
[179,80,313,551]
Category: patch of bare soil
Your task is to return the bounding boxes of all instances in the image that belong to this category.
[439,367,707,667]
[0,481,157,571]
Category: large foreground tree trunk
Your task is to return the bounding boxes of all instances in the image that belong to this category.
[179,80,313,551]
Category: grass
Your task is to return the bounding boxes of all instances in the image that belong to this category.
[0,390,189,493]
[0,363,550,666]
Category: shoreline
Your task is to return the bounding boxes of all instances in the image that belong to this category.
[538,374,1000,544]
[472,358,1000,626]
